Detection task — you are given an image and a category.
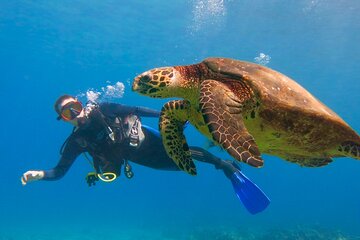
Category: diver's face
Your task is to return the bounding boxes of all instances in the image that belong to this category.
[59,98,85,126]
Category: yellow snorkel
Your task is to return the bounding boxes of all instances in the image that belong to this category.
[97,172,117,182]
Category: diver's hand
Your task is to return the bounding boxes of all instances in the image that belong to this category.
[21,170,45,186]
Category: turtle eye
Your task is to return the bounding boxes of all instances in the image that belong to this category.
[141,75,151,83]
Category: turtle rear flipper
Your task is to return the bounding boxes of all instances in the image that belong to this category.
[160,100,197,175]
[339,141,360,160]
[285,155,333,167]
[199,80,264,167]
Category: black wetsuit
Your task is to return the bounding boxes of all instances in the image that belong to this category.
[43,103,223,180]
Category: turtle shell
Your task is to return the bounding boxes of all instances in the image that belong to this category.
[204,58,339,121]
[202,57,360,158]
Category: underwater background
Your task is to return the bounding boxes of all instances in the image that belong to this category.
[1,0,360,239]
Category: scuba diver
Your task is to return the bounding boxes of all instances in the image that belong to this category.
[20,94,270,214]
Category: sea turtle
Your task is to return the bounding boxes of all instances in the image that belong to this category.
[132,57,360,175]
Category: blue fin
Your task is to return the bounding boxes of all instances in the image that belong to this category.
[230,167,270,214]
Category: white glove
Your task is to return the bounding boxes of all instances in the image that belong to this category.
[21,170,45,186]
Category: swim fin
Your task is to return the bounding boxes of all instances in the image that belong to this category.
[187,146,270,214]
[226,162,270,214]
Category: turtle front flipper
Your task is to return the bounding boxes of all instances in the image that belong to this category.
[159,100,197,175]
[199,80,264,167]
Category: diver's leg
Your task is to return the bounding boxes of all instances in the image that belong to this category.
[189,146,232,172]
[126,125,182,171]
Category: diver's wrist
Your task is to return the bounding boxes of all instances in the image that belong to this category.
[38,170,45,179]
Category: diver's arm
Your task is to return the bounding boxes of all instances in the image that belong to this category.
[21,156,77,185]
[42,137,83,181]
[101,102,160,118]
[42,156,78,181]
[132,106,160,118]
[21,136,83,185]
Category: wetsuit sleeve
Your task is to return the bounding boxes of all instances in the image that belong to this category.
[101,102,160,118]
[42,137,84,181]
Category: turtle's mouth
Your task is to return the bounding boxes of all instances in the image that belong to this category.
[132,75,160,97]
[132,75,148,93]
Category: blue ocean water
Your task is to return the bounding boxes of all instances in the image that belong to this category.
[1,0,360,239]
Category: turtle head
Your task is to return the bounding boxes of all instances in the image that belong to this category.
[132,67,187,98]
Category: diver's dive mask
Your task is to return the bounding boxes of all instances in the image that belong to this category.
[58,101,83,121]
